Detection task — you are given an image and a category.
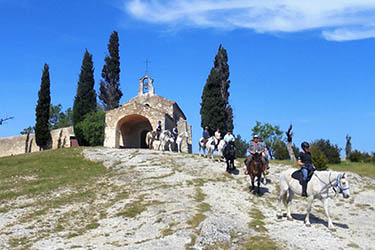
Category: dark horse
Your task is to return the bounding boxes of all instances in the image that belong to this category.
[223,141,236,173]
[246,153,266,194]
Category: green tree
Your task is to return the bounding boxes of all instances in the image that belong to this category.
[311,139,341,164]
[20,126,35,135]
[310,145,328,170]
[251,121,283,159]
[57,108,73,128]
[99,31,122,111]
[77,110,105,146]
[234,134,249,158]
[200,45,233,134]
[49,104,73,129]
[35,64,52,150]
[73,50,97,146]
[273,140,290,160]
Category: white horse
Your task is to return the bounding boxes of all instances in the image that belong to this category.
[145,131,156,149]
[198,138,208,156]
[206,137,226,160]
[159,130,174,152]
[277,168,350,230]
[176,131,189,153]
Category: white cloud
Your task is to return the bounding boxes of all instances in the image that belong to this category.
[124,0,375,41]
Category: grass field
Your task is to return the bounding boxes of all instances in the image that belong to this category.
[268,159,375,179]
[0,147,108,202]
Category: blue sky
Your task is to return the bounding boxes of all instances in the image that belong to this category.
[0,0,374,154]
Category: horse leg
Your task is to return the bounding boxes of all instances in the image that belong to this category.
[277,188,288,219]
[257,174,261,195]
[322,198,336,230]
[250,174,255,191]
[305,195,314,227]
[286,190,294,220]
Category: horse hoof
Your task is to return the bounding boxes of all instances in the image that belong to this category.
[287,216,293,221]
[329,227,336,231]
[305,223,311,227]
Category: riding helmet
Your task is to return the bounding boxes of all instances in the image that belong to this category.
[301,141,310,149]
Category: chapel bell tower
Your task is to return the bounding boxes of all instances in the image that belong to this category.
[138,75,155,96]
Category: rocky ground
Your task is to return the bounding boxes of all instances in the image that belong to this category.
[0,148,374,249]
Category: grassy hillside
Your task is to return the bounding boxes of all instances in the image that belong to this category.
[0,147,108,209]
[269,159,375,179]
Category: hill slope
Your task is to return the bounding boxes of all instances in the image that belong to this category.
[0,148,374,249]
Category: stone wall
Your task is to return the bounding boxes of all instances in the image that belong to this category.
[104,93,192,153]
[0,127,74,158]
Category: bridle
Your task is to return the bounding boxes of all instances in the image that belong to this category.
[314,172,350,196]
[330,173,350,194]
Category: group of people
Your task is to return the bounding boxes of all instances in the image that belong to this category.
[202,126,235,148]
[201,126,315,196]
[155,120,179,142]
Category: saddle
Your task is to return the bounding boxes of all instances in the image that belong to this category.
[292,169,314,185]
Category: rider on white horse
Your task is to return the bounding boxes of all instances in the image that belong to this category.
[172,127,178,142]
[156,121,162,140]
[202,126,210,142]
[214,129,221,150]
[298,142,316,197]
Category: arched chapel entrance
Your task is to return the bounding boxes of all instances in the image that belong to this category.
[116,114,152,148]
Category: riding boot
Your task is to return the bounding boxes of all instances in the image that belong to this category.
[301,179,308,197]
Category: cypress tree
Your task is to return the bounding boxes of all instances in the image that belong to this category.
[73,50,97,146]
[99,31,122,111]
[35,64,52,150]
[200,44,233,134]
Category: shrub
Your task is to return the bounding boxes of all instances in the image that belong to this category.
[349,150,363,162]
[234,134,249,158]
[310,145,328,170]
[273,140,289,160]
[77,110,105,146]
[362,152,372,163]
[311,139,341,164]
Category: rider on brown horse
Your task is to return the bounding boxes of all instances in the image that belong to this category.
[244,135,267,175]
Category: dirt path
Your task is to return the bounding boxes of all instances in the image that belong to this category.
[0,148,374,249]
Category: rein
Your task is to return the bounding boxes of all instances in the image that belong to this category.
[314,172,349,196]
[331,173,350,194]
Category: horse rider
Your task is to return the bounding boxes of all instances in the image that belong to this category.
[172,126,178,142]
[298,142,316,197]
[156,121,162,140]
[244,134,267,174]
[214,128,221,150]
[259,136,270,171]
[202,126,210,144]
[223,131,235,150]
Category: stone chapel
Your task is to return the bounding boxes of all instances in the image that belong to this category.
[103,75,192,153]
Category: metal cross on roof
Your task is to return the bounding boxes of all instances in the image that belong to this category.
[144,59,151,75]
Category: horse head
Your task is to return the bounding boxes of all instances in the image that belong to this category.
[336,173,350,199]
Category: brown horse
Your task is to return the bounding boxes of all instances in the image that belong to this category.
[246,153,266,194]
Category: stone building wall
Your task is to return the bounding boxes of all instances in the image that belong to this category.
[104,93,192,153]
[0,127,74,158]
